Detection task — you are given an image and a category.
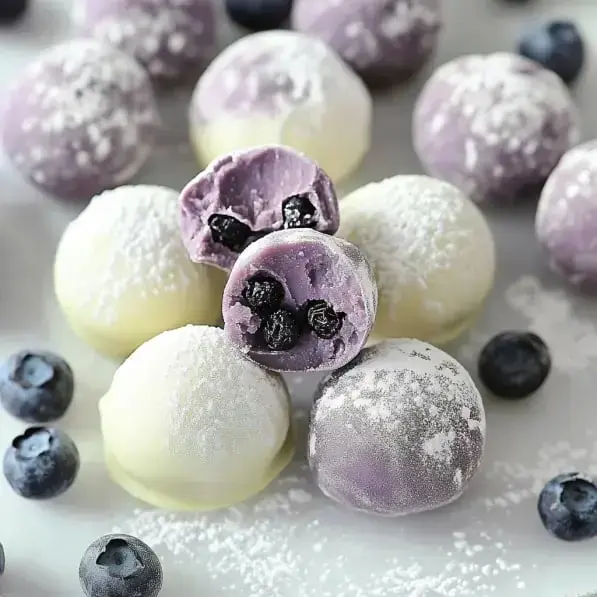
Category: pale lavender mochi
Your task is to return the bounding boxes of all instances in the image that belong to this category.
[536,140,597,292]
[1,39,160,201]
[222,229,377,372]
[179,145,340,272]
[291,0,441,87]
[73,0,217,83]
[413,52,579,204]
[308,339,486,516]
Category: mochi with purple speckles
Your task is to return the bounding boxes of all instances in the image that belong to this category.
[291,0,441,87]
[413,52,579,204]
[179,145,340,272]
[1,39,160,201]
[72,0,217,83]
[308,339,486,516]
[222,229,377,372]
[536,140,597,292]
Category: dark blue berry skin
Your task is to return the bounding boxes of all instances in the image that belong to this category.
[538,473,597,542]
[0,350,74,423]
[3,427,80,499]
[225,0,293,32]
[478,331,550,399]
[79,534,163,597]
[0,0,28,23]
[0,541,5,575]
[518,20,585,85]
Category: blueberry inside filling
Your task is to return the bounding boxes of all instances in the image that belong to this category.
[208,214,253,252]
[242,276,285,316]
[303,300,345,339]
[282,194,318,229]
[241,275,345,351]
[260,309,301,351]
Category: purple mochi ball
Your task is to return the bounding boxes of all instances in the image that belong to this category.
[222,229,378,373]
[536,140,597,292]
[413,52,579,204]
[1,39,160,201]
[308,339,486,516]
[179,145,340,272]
[291,0,441,87]
[72,0,217,83]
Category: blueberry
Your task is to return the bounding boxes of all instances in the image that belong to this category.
[3,427,80,499]
[478,331,550,399]
[0,0,28,23]
[225,0,293,32]
[261,308,300,350]
[538,473,597,541]
[242,275,285,315]
[518,20,585,85]
[0,350,74,423]
[282,194,318,229]
[303,300,345,339]
[0,541,5,575]
[208,213,253,252]
[79,534,163,597]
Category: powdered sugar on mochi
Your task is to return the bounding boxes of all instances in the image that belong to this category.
[309,338,485,516]
[1,39,160,199]
[413,52,579,203]
[74,0,217,81]
[56,185,213,326]
[536,140,597,289]
[190,30,369,123]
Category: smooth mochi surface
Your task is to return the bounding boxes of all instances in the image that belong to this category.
[100,325,294,511]
[291,0,441,87]
[222,229,378,372]
[179,145,340,272]
[309,339,486,516]
[1,39,160,200]
[536,140,597,291]
[188,30,372,183]
[338,175,495,345]
[413,52,579,204]
[54,185,227,359]
[72,0,217,83]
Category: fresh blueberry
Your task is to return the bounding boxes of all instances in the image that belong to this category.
[208,213,253,252]
[0,350,74,423]
[225,0,293,32]
[282,194,318,229]
[478,331,550,399]
[3,427,80,499]
[261,308,300,350]
[79,534,163,597]
[0,0,28,23]
[0,541,5,575]
[303,300,345,339]
[538,473,597,542]
[242,275,285,315]
[518,20,585,85]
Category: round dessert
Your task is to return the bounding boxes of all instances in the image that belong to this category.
[338,175,495,344]
[188,30,372,183]
[535,140,597,291]
[72,0,217,83]
[222,228,377,372]
[99,325,294,510]
[54,185,227,359]
[412,52,579,204]
[309,339,486,516]
[291,0,442,87]
[179,144,340,272]
[1,39,160,200]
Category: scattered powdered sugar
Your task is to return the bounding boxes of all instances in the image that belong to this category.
[458,275,597,373]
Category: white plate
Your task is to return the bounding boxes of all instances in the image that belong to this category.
[1,1,597,596]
